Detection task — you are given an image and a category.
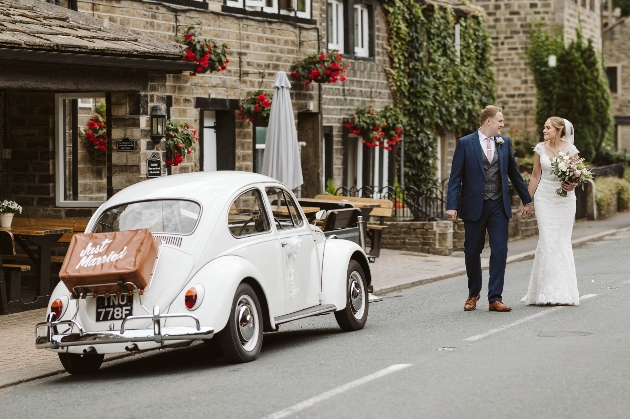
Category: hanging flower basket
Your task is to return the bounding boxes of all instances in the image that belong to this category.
[237,90,273,125]
[378,105,405,149]
[177,25,230,76]
[165,120,198,167]
[343,105,405,150]
[290,50,349,86]
[83,101,107,153]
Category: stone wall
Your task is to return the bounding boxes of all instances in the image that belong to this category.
[381,220,453,255]
[78,0,320,176]
[469,0,601,139]
[602,18,630,153]
[322,2,394,187]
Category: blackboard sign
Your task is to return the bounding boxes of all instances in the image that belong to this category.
[147,154,161,178]
[117,137,136,152]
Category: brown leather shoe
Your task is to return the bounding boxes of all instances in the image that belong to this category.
[464,294,480,311]
[489,301,512,312]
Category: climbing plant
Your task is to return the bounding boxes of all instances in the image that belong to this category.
[383,0,495,189]
[525,23,614,162]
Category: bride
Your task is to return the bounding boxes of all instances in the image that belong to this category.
[521,117,580,306]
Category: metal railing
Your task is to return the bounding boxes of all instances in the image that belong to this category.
[591,162,627,178]
[335,184,446,221]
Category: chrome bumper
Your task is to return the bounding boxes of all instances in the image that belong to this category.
[35,306,214,350]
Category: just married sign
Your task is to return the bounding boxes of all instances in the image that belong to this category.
[59,229,159,293]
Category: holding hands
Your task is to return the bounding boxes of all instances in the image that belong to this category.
[521,203,533,217]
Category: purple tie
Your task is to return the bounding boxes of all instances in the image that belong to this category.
[486,137,493,162]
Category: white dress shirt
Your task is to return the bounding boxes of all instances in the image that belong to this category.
[478,130,495,157]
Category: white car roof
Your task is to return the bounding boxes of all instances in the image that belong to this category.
[103,171,281,209]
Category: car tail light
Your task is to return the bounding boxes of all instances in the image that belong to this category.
[51,299,63,319]
[185,288,198,310]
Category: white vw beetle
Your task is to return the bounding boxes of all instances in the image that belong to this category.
[36,172,371,374]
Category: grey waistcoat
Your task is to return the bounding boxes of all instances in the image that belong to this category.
[483,149,502,200]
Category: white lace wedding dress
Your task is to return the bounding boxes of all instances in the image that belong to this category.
[521,143,580,305]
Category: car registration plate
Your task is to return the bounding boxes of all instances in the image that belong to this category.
[96,294,133,322]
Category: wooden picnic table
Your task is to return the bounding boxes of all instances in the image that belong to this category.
[273,206,320,216]
[0,224,73,314]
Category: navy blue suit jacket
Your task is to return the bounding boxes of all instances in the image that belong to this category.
[446,132,532,222]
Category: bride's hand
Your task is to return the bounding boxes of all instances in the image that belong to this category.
[561,182,576,191]
[522,203,533,217]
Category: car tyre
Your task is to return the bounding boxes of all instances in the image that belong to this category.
[335,260,369,331]
[216,283,263,363]
[58,353,104,375]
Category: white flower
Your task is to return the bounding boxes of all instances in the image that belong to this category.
[495,137,505,145]
[0,200,22,215]
[563,155,570,160]
[558,162,567,171]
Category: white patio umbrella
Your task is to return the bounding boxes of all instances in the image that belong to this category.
[261,71,303,191]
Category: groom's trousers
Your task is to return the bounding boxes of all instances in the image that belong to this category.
[463,198,509,303]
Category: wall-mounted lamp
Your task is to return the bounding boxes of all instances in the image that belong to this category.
[150,105,167,144]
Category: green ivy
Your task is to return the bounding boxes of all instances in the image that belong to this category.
[383,1,495,189]
[525,23,614,162]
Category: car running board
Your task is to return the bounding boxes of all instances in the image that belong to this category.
[274,304,337,326]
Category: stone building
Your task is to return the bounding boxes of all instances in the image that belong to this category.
[602,16,630,154]
[468,0,602,139]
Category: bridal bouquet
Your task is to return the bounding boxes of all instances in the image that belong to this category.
[549,151,593,197]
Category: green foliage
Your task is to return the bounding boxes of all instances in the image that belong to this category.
[95,100,106,118]
[525,23,614,162]
[592,144,628,166]
[383,1,495,189]
[625,167,630,184]
[509,127,537,174]
[325,178,337,195]
[594,176,630,214]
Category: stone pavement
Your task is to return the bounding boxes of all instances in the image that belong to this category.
[1,210,629,389]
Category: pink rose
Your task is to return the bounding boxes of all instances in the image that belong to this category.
[574,170,581,177]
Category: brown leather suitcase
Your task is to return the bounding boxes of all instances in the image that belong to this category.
[59,229,159,294]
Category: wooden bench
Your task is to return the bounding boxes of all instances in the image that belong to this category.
[0,231,32,314]
[10,218,89,263]
[313,195,394,258]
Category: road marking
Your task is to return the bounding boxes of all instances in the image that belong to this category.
[464,294,597,342]
[263,364,412,419]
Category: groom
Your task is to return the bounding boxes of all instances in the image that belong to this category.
[446,106,532,312]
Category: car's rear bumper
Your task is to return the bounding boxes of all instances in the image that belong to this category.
[35,306,214,351]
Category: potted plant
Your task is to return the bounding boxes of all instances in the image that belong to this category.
[0,199,22,228]
[83,101,107,154]
[290,50,349,86]
[343,105,405,151]
[177,25,230,76]
[165,120,198,167]
[237,90,274,126]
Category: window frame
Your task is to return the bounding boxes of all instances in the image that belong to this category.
[223,0,313,22]
[606,66,620,95]
[55,92,107,208]
[327,0,345,53]
[227,188,272,239]
[353,3,369,57]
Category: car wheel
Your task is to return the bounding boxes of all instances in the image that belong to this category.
[216,283,263,363]
[334,260,369,332]
[58,353,104,375]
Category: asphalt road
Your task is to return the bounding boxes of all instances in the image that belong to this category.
[1,231,629,419]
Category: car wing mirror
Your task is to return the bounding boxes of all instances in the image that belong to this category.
[315,210,327,221]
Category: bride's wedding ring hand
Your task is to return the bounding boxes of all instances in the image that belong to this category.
[561,182,577,191]
[522,203,533,217]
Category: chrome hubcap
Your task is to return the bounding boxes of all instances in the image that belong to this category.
[349,272,364,314]
[237,301,255,343]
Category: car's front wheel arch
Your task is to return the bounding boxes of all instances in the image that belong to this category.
[242,277,273,332]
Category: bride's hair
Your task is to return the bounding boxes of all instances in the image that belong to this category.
[547,116,566,138]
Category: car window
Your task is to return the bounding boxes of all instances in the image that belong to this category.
[265,187,303,230]
[95,200,200,235]
[228,188,271,238]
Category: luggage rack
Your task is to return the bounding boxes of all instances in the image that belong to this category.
[70,280,143,299]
